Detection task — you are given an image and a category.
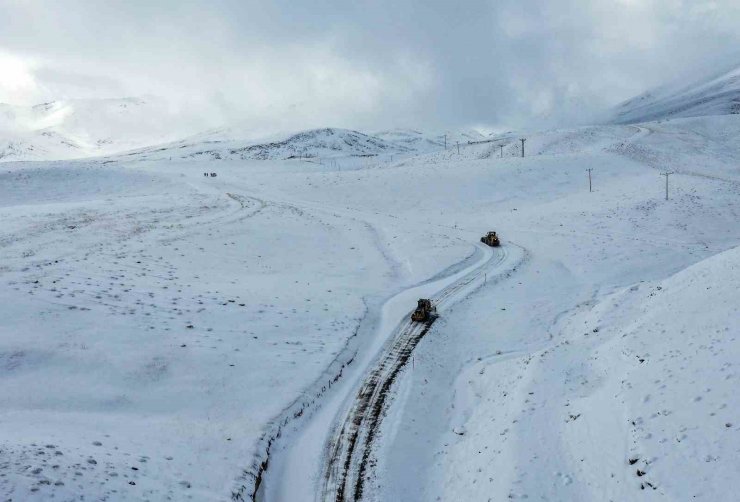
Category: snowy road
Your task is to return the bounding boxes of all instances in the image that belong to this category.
[253,234,522,502]
[322,242,523,502]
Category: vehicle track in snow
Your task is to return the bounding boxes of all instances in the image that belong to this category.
[614,125,740,186]
[323,243,523,502]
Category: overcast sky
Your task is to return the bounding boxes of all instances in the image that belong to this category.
[2,0,740,133]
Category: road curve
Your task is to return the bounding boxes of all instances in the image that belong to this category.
[322,242,523,502]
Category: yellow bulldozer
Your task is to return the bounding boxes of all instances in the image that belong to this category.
[411,298,436,322]
[480,231,500,247]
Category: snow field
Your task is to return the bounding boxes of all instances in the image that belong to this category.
[367,117,740,502]
[1,114,739,501]
[1,161,467,500]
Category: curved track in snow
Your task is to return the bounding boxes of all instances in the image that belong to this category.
[322,242,523,502]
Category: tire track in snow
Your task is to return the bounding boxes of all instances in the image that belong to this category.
[222,184,501,502]
[228,193,406,502]
[323,243,525,502]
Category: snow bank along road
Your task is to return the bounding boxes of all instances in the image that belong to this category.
[322,242,524,502]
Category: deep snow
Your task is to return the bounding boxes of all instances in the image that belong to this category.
[1,114,739,501]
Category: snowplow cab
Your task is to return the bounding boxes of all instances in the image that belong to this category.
[480,231,500,247]
[411,298,436,322]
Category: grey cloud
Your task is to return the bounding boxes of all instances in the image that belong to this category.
[2,0,740,133]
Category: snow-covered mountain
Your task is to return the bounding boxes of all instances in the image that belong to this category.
[117,127,413,162]
[119,127,497,163]
[0,97,205,162]
[0,127,85,162]
[611,64,740,124]
[373,128,488,153]
[0,96,491,163]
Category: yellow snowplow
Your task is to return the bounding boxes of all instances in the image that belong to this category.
[411,299,436,322]
[480,231,500,247]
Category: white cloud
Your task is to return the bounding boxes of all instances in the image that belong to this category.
[0,0,739,131]
[0,51,39,104]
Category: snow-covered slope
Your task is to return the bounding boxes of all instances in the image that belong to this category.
[373,129,487,153]
[423,243,740,501]
[120,127,493,164]
[611,65,740,124]
[122,127,492,164]
[0,128,85,162]
[2,114,740,501]
[116,127,415,162]
[0,97,203,162]
[558,243,740,500]
[0,99,488,164]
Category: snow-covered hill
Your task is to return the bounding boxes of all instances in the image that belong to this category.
[611,65,740,124]
[423,242,740,501]
[0,97,204,162]
[0,128,85,162]
[117,127,420,163]
[373,129,487,153]
[0,98,489,164]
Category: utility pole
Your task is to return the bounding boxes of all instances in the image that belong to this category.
[444,134,447,150]
[660,172,674,200]
[587,168,593,192]
[500,145,503,158]
[456,141,460,154]
[520,138,526,158]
